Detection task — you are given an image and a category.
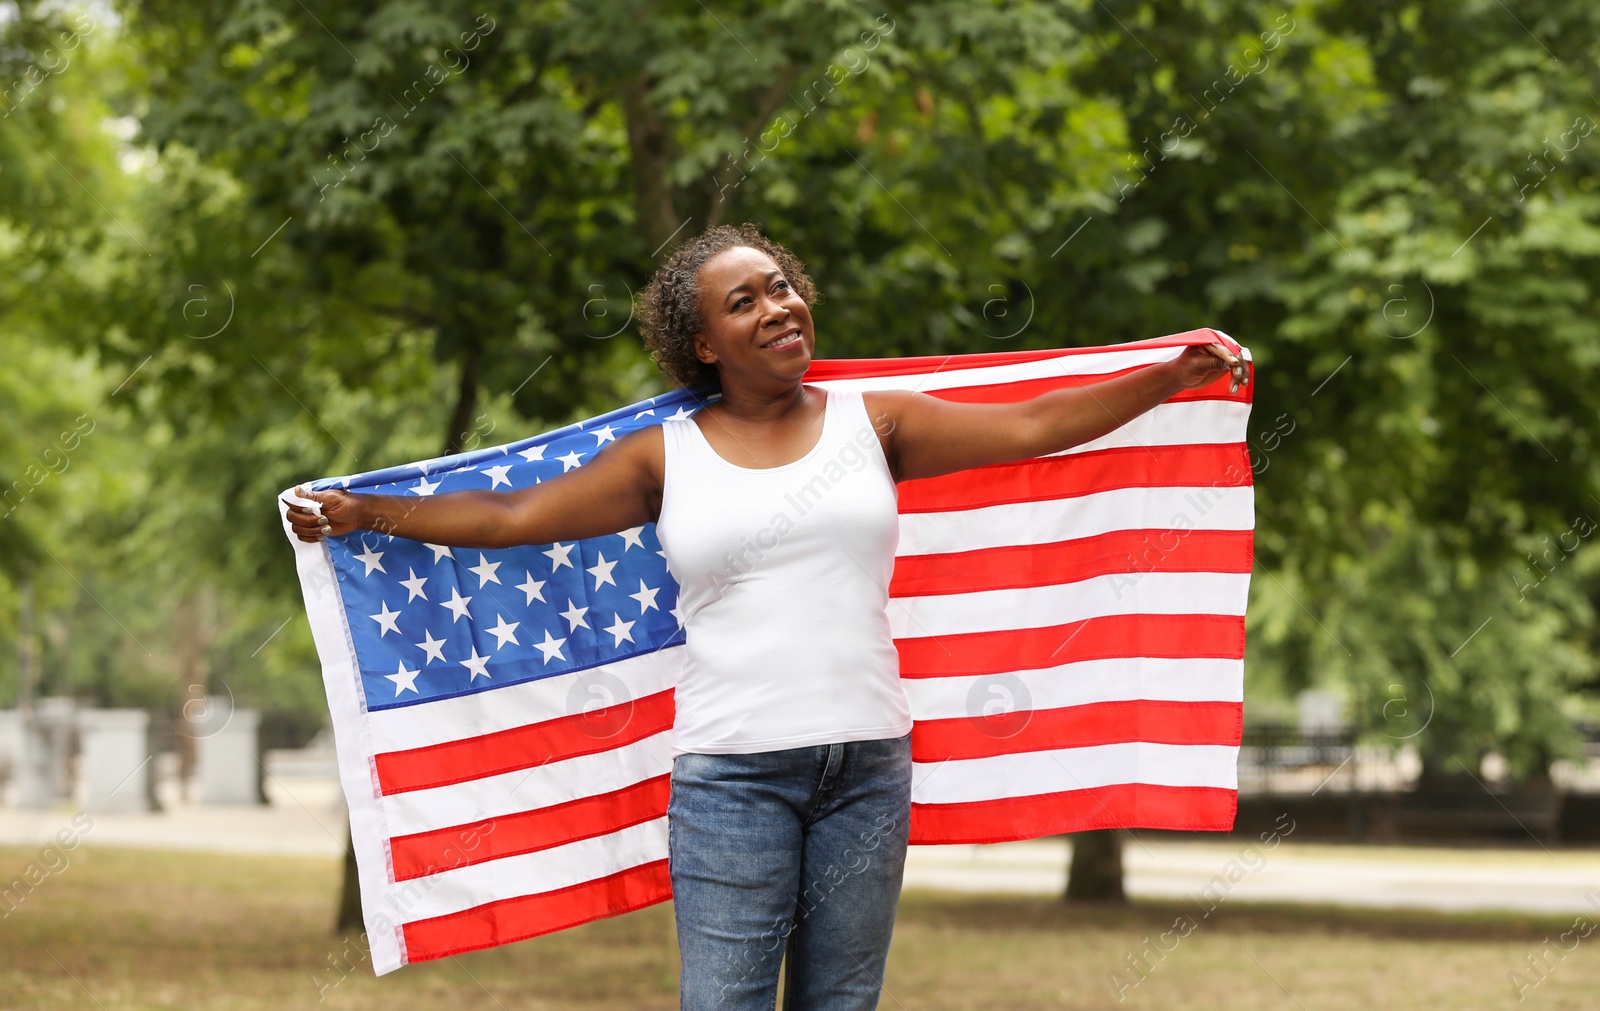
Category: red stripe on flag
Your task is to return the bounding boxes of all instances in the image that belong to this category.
[807,347,1091,379]
[897,443,1251,514]
[375,689,675,796]
[896,613,1246,679]
[909,783,1238,844]
[402,859,673,963]
[911,700,1242,763]
[390,776,672,882]
[889,528,1254,598]
[801,329,1241,381]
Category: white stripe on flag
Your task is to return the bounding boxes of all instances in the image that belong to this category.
[888,571,1251,638]
[811,346,1183,393]
[1045,399,1250,457]
[911,742,1240,805]
[400,818,669,924]
[367,649,681,752]
[902,657,1244,719]
[897,486,1255,556]
[283,492,407,975]
[382,732,673,835]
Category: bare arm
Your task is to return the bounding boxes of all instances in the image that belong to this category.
[283,427,663,547]
[869,343,1243,482]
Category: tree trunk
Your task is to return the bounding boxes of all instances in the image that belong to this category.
[336,826,363,932]
[1065,829,1126,903]
[620,76,682,253]
[17,578,37,711]
[173,586,216,795]
[442,339,483,456]
[699,66,804,232]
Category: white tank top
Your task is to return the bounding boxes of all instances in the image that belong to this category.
[655,386,912,755]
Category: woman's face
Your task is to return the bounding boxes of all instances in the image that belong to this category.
[692,245,815,389]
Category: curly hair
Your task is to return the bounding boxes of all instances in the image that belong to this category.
[638,223,820,390]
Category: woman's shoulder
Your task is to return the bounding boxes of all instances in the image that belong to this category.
[610,421,667,467]
[809,383,869,410]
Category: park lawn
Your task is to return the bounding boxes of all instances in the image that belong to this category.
[1,843,1596,1010]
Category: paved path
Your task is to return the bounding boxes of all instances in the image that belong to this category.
[0,778,349,858]
[5,778,1600,917]
[903,837,1600,916]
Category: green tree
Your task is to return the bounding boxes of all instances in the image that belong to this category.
[13,0,1598,917]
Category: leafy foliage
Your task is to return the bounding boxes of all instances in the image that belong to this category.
[2,0,1597,771]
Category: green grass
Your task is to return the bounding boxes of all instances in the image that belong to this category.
[1,843,1597,1009]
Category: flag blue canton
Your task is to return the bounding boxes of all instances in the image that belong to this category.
[309,388,707,712]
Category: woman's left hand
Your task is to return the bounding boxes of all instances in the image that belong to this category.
[1170,343,1249,393]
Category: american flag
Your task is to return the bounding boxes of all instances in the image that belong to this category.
[281,329,1253,974]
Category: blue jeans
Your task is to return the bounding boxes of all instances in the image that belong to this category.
[668,734,913,1011]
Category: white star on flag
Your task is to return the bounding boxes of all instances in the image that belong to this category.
[517,444,545,462]
[409,475,441,496]
[486,615,521,649]
[468,553,503,587]
[559,599,589,632]
[415,630,447,665]
[425,543,454,563]
[460,647,491,682]
[386,662,420,696]
[629,580,660,614]
[516,572,547,605]
[369,601,402,637]
[557,450,585,472]
[353,542,386,576]
[533,629,566,664]
[664,406,694,422]
[603,613,636,647]
[618,527,645,551]
[441,587,473,622]
[483,464,514,489]
[592,424,617,446]
[544,542,575,571]
[586,552,618,590]
[399,568,429,602]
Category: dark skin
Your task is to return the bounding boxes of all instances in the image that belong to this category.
[284,245,1244,545]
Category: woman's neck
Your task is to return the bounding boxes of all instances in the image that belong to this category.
[708,380,811,424]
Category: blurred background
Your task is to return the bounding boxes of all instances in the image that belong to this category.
[2,1,1599,1008]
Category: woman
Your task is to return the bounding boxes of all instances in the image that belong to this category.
[285,223,1243,1009]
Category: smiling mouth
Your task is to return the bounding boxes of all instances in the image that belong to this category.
[761,328,802,350]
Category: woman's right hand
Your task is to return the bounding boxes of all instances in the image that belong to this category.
[276,426,663,550]
[282,485,365,542]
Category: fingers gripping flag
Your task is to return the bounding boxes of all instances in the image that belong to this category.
[280,330,1255,974]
